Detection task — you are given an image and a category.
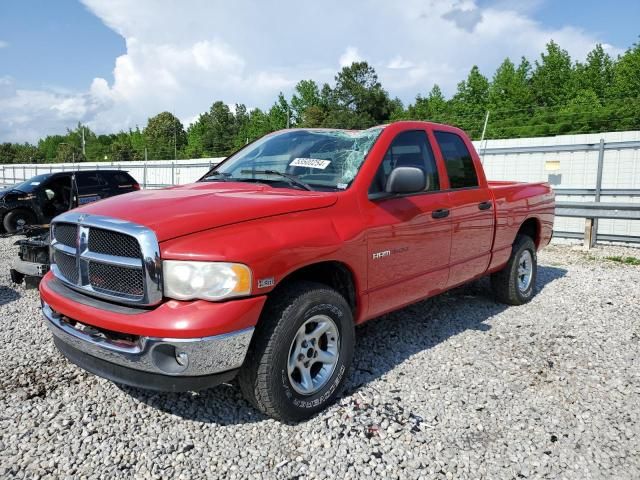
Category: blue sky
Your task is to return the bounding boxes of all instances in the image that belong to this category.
[0,0,637,143]
[0,0,123,90]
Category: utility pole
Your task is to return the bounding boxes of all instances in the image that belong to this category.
[81,126,86,156]
[286,106,290,129]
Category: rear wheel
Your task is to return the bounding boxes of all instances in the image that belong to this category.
[238,281,354,422]
[491,234,537,305]
[3,208,36,233]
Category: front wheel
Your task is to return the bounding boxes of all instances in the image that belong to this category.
[491,234,538,305]
[238,281,354,422]
[3,208,36,233]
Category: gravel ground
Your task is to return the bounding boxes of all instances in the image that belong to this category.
[0,237,639,479]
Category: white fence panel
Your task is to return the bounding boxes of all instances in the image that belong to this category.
[475,131,640,240]
[2,130,639,243]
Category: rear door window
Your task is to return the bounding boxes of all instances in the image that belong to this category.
[101,171,136,188]
[434,131,479,189]
[75,172,107,192]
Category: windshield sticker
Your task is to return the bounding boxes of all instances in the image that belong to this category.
[290,158,331,170]
[30,182,41,186]
[337,183,348,190]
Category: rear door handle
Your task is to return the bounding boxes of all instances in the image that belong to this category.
[432,208,450,219]
[478,201,492,211]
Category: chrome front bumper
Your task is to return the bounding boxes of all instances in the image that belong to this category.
[42,301,254,379]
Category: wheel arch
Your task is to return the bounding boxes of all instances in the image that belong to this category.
[269,260,358,316]
[517,217,541,248]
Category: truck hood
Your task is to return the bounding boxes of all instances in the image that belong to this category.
[74,182,337,242]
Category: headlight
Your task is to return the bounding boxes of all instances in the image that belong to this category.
[163,261,252,301]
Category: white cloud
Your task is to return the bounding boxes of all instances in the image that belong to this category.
[0,0,622,143]
[388,57,416,70]
[339,47,362,68]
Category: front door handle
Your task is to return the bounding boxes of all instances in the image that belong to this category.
[432,208,450,219]
[478,201,492,211]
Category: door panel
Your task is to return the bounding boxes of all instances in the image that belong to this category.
[365,193,452,317]
[431,129,495,288]
[447,188,494,286]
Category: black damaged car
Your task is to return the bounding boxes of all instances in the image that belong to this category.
[0,170,140,233]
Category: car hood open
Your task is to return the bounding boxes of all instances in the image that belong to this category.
[74,182,338,241]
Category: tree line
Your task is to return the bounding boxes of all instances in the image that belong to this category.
[2,39,640,164]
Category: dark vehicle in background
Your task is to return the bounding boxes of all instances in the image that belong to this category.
[5,170,140,288]
[0,170,140,233]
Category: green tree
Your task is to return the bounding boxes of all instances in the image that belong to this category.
[143,112,187,160]
[531,41,575,107]
[575,44,614,101]
[450,65,490,136]
[489,58,533,112]
[185,114,210,158]
[37,135,65,162]
[291,80,323,126]
[207,101,236,155]
[232,103,249,149]
[55,142,84,163]
[611,40,640,98]
[404,84,449,122]
[14,143,41,163]
[324,62,393,128]
[267,93,290,130]
[109,132,142,162]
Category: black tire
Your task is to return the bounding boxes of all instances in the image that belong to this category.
[238,281,354,422]
[3,208,36,233]
[491,234,537,305]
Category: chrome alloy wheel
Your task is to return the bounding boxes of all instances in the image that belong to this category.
[288,315,340,395]
[517,250,533,292]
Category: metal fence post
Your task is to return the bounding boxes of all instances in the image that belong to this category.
[591,138,606,248]
[171,162,175,185]
[143,162,147,189]
[23,165,26,181]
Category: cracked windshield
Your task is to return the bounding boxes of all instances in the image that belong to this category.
[203,128,383,191]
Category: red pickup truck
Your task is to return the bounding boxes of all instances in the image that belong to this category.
[39,121,554,421]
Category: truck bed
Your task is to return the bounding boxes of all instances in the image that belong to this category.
[487,180,555,270]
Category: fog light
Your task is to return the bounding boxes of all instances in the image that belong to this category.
[151,344,189,374]
[176,351,189,367]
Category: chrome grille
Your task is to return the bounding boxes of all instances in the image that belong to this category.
[89,228,142,258]
[54,223,77,248]
[54,251,78,284]
[50,212,162,306]
[89,262,144,297]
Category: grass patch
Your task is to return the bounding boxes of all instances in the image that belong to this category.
[606,255,640,266]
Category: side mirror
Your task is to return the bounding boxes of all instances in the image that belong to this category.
[385,167,426,194]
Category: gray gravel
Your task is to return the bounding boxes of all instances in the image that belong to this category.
[1,237,639,479]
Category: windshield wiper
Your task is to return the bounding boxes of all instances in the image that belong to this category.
[240,170,314,191]
[202,171,233,182]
